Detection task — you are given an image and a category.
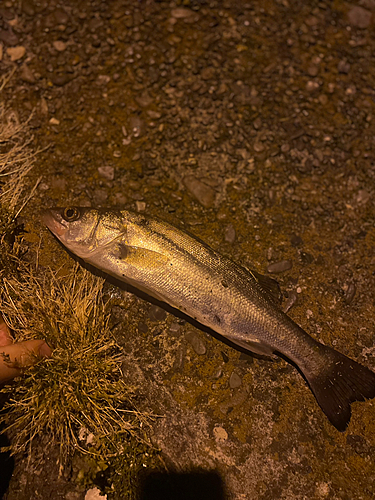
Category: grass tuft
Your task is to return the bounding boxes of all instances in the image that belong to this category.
[0,262,151,462]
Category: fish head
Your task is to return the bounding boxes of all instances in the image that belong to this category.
[42,207,125,258]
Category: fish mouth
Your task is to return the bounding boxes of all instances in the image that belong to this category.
[41,208,68,238]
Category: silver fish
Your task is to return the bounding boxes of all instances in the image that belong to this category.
[42,207,375,431]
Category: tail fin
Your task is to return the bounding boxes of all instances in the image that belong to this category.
[304,345,375,431]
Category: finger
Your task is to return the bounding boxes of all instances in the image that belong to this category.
[0,314,13,347]
[0,340,52,384]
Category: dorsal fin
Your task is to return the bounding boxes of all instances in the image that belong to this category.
[251,270,282,305]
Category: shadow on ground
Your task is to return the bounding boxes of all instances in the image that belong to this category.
[0,428,14,500]
[138,469,226,500]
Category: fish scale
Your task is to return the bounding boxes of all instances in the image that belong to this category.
[42,206,375,431]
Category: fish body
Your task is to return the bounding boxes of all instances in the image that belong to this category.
[42,207,375,431]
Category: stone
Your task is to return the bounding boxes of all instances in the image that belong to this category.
[267,260,293,273]
[98,166,114,181]
[6,46,26,61]
[20,64,36,83]
[185,330,206,355]
[348,6,372,28]
[229,371,242,389]
[53,40,67,52]
[224,224,236,244]
[183,175,216,208]
[0,28,19,45]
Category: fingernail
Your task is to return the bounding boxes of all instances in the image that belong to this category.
[38,341,52,357]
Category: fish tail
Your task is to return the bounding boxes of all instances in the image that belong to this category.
[303,345,375,431]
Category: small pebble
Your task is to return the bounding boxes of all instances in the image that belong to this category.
[138,321,148,334]
[267,260,292,274]
[183,175,216,208]
[148,305,167,322]
[53,40,66,52]
[98,165,114,181]
[49,117,60,125]
[344,283,356,304]
[213,426,228,442]
[290,234,303,247]
[6,45,25,61]
[169,322,181,335]
[0,28,19,45]
[224,224,236,244]
[20,63,36,83]
[136,201,146,212]
[185,330,206,355]
[229,371,242,389]
[171,8,194,19]
[347,6,372,28]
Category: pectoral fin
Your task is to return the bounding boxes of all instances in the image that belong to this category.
[114,243,170,269]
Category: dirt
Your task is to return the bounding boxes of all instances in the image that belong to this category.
[1,0,375,499]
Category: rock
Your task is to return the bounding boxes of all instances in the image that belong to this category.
[135,91,153,108]
[0,28,19,46]
[356,189,370,204]
[338,59,350,74]
[213,426,228,442]
[20,63,36,83]
[290,234,303,247]
[183,175,216,208]
[224,224,236,244]
[171,8,194,19]
[148,305,167,322]
[307,64,319,77]
[169,322,181,336]
[136,201,146,212]
[53,40,67,52]
[348,6,372,28]
[93,189,108,205]
[253,142,264,153]
[185,330,206,355]
[51,73,75,86]
[267,260,293,273]
[49,117,60,125]
[40,97,49,115]
[229,371,242,389]
[98,165,114,181]
[113,192,127,205]
[6,46,26,61]
[22,0,35,16]
[96,75,111,86]
[344,283,356,305]
[54,8,70,25]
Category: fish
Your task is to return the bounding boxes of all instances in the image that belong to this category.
[42,206,375,431]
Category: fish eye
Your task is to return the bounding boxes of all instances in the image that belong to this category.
[62,207,80,222]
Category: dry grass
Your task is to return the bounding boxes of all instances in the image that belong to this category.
[0,262,150,461]
[0,104,39,227]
